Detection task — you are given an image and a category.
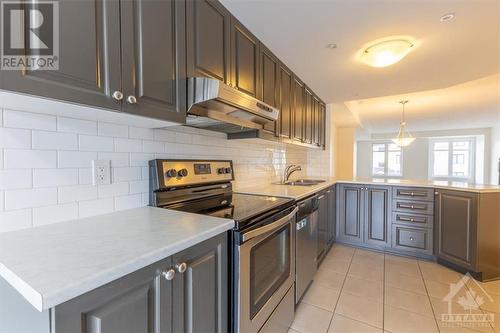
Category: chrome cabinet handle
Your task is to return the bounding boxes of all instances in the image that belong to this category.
[162,269,175,281]
[241,206,298,242]
[112,91,123,101]
[176,262,187,273]
[127,95,137,104]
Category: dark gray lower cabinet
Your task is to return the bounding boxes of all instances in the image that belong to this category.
[317,191,328,261]
[326,187,336,245]
[435,190,477,271]
[336,184,391,250]
[53,233,227,333]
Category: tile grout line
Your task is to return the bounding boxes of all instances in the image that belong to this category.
[383,252,386,332]
[417,260,442,333]
[325,246,356,332]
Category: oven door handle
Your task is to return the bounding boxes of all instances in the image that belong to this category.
[241,206,298,242]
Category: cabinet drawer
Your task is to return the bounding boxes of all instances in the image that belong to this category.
[393,199,433,215]
[393,187,434,202]
[392,225,432,255]
[392,212,433,228]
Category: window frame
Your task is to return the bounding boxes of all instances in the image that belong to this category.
[428,137,476,182]
[371,142,403,178]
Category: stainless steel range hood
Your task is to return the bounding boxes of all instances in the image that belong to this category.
[186,77,279,134]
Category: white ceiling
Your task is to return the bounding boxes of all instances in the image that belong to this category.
[220,0,500,133]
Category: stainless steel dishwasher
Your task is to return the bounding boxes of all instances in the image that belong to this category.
[295,195,319,304]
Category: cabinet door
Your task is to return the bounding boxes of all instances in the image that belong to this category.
[186,0,231,83]
[337,184,364,244]
[364,186,391,248]
[172,233,228,333]
[278,64,293,140]
[320,102,326,148]
[54,257,172,333]
[313,97,321,146]
[292,77,305,142]
[317,192,328,261]
[231,18,259,97]
[327,187,336,245]
[120,0,186,123]
[259,45,279,135]
[435,190,478,270]
[0,0,122,111]
[304,88,313,144]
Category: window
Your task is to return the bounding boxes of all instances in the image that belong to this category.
[429,137,475,181]
[372,143,402,177]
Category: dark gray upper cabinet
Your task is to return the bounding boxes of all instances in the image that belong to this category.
[278,64,293,140]
[313,97,321,146]
[337,184,364,244]
[172,233,228,333]
[186,0,231,83]
[230,18,259,97]
[364,186,391,248]
[50,234,228,333]
[292,77,305,142]
[317,192,329,261]
[0,0,122,111]
[327,186,336,245]
[319,102,326,148]
[304,88,314,144]
[435,190,478,271]
[120,0,186,123]
[258,44,279,135]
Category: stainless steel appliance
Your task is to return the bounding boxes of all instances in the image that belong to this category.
[186,77,279,134]
[295,195,319,304]
[149,159,296,333]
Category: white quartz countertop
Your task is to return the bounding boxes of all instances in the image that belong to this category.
[0,207,234,312]
[235,177,500,199]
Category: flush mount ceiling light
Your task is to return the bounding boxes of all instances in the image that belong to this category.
[325,43,338,49]
[358,37,415,68]
[440,13,455,22]
[392,100,415,147]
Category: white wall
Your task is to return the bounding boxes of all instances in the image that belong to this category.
[356,128,493,183]
[0,103,332,233]
[335,127,356,178]
[491,124,500,185]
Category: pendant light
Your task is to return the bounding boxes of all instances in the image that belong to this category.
[392,100,415,147]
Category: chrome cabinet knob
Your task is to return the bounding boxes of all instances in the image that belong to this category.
[112,91,123,101]
[162,269,175,280]
[126,95,137,104]
[409,237,415,241]
[176,262,187,273]
[434,191,439,195]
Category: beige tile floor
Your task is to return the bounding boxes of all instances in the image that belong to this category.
[289,244,500,333]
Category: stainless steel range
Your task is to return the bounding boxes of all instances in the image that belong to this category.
[149,159,296,333]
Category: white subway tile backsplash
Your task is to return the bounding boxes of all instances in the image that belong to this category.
[114,138,142,153]
[78,168,93,185]
[97,152,129,167]
[33,169,78,187]
[79,135,114,152]
[130,153,154,167]
[5,187,57,210]
[4,149,56,169]
[98,182,129,198]
[58,117,97,135]
[32,131,78,150]
[0,128,31,149]
[153,129,176,142]
[0,169,32,189]
[129,180,148,194]
[143,140,164,153]
[78,198,114,218]
[97,122,128,138]
[3,110,56,131]
[57,151,97,168]
[129,127,154,140]
[0,191,4,211]
[33,203,78,226]
[114,194,142,211]
[58,184,98,203]
[0,209,32,232]
[113,167,142,182]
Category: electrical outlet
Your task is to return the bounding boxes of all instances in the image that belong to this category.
[92,160,111,185]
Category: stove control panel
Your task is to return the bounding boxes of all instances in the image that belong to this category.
[155,159,234,188]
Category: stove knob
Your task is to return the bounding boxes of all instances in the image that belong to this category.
[217,167,226,174]
[166,169,177,178]
[178,168,188,177]
[225,167,232,174]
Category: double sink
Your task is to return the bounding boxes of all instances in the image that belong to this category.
[275,179,326,186]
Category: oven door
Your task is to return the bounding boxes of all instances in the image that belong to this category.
[235,206,297,333]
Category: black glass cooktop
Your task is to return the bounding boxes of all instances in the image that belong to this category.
[164,193,294,229]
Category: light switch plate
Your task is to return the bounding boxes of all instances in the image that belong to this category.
[92,160,111,185]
